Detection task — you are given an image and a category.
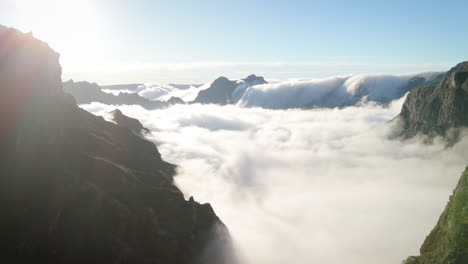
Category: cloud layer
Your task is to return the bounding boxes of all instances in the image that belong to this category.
[137,83,209,102]
[237,72,442,109]
[80,100,468,264]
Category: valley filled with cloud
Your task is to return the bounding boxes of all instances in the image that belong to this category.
[80,95,467,264]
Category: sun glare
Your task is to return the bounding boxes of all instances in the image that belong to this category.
[12,0,107,69]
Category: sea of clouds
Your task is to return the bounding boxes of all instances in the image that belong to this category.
[114,72,442,109]
[237,72,442,109]
[80,96,467,264]
[101,83,209,102]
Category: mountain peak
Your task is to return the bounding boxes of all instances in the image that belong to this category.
[213,76,231,83]
[243,74,266,84]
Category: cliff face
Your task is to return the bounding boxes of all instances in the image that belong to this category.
[0,27,234,264]
[396,61,468,142]
[403,167,468,264]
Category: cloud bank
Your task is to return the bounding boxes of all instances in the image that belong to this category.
[80,99,468,264]
[137,83,209,102]
[237,72,443,109]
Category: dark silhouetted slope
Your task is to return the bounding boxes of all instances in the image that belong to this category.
[0,26,235,264]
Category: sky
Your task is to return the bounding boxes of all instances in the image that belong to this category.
[1,0,467,84]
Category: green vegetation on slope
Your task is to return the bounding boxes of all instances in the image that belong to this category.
[403,167,468,264]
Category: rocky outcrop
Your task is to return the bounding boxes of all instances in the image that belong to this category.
[63,80,169,110]
[108,109,150,134]
[192,74,267,105]
[0,26,235,264]
[402,167,468,264]
[395,61,468,142]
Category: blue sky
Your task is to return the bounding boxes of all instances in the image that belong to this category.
[1,0,467,84]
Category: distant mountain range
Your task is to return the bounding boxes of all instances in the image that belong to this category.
[63,80,171,109]
[0,26,235,264]
[64,72,446,111]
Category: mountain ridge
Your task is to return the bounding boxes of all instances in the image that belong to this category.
[0,25,235,264]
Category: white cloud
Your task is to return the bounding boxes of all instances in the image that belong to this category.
[137,83,208,102]
[237,72,442,109]
[80,100,468,264]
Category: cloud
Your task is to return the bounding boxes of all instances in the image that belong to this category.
[137,83,209,102]
[237,72,442,109]
[80,100,468,264]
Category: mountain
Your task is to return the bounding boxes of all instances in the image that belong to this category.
[395,61,468,142]
[395,61,468,264]
[192,74,267,105]
[0,26,235,264]
[63,80,170,110]
[402,167,468,264]
[107,109,150,134]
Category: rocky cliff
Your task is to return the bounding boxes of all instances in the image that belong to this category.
[0,26,234,264]
[403,167,468,264]
[395,61,468,142]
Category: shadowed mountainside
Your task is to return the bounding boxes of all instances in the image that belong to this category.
[0,26,235,264]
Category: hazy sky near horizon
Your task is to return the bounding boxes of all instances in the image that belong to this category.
[1,0,467,84]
